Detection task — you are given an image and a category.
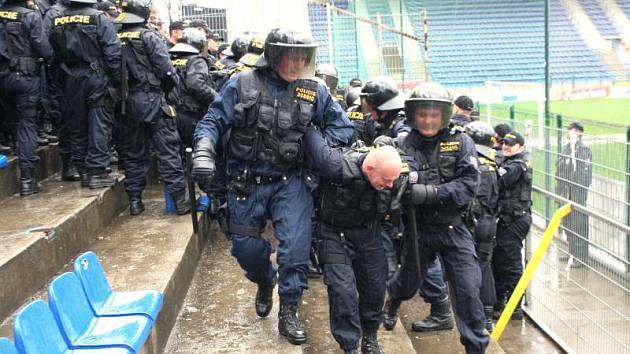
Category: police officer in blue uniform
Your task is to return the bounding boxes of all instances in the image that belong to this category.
[115,0,188,216]
[168,27,216,149]
[0,0,52,195]
[49,0,120,188]
[492,131,532,320]
[385,82,489,354]
[303,131,403,354]
[465,121,500,331]
[191,28,353,345]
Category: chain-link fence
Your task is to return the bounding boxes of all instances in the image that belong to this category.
[484,111,630,353]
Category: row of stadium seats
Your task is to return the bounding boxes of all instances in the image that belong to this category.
[0,252,162,354]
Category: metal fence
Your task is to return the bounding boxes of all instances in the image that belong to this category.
[179,4,229,42]
[484,111,630,354]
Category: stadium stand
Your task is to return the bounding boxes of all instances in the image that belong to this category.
[618,0,630,17]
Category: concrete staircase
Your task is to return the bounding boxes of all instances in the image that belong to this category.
[598,0,630,52]
[560,0,629,80]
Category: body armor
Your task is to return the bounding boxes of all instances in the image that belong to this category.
[118,26,160,90]
[171,54,213,115]
[0,5,38,75]
[472,144,499,251]
[498,152,532,224]
[229,69,315,170]
[50,7,102,67]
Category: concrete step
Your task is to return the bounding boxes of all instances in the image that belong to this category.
[0,171,127,321]
[0,145,61,201]
[0,182,209,354]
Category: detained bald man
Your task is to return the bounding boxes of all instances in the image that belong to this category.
[303,127,405,354]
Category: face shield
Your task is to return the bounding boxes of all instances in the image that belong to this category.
[270,44,317,82]
[405,100,452,137]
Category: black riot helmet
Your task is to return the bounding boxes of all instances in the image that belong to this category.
[465,121,495,147]
[345,86,361,108]
[256,28,317,78]
[360,76,404,112]
[68,0,96,5]
[224,37,248,61]
[115,0,151,24]
[404,82,453,131]
[247,35,265,54]
[169,28,205,55]
[315,63,339,93]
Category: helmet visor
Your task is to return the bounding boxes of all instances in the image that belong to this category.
[405,100,452,136]
[269,45,317,81]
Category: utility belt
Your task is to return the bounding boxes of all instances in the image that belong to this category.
[61,61,102,75]
[228,168,295,199]
[418,214,463,233]
[499,209,529,224]
[319,208,378,228]
[7,57,39,76]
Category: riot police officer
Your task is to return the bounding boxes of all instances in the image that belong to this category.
[225,34,264,79]
[0,0,53,195]
[168,28,216,149]
[49,0,120,188]
[315,63,346,110]
[303,130,403,354]
[191,28,353,345]
[114,0,188,216]
[465,121,500,331]
[492,131,532,320]
[385,82,489,354]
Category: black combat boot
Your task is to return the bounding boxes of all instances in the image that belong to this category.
[278,301,307,345]
[411,297,454,332]
[255,275,277,318]
[20,168,39,196]
[382,296,402,331]
[493,297,506,320]
[80,173,90,188]
[62,159,81,181]
[129,195,145,216]
[510,295,524,320]
[88,173,116,189]
[174,191,191,215]
[345,349,359,354]
[483,306,494,332]
[361,332,384,354]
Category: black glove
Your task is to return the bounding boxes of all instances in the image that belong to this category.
[192,138,216,180]
[163,71,178,96]
[411,184,439,205]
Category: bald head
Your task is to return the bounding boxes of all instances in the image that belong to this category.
[362,146,402,191]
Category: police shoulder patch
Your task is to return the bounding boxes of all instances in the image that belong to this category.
[0,10,21,21]
[409,171,418,184]
[117,31,141,39]
[213,61,225,70]
[439,140,460,153]
[401,162,410,173]
[347,111,364,121]
[172,58,188,67]
[295,79,318,104]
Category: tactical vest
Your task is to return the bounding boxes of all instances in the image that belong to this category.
[0,5,38,74]
[118,26,160,90]
[404,130,466,225]
[498,153,532,223]
[229,69,315,170]
[171,54,212,115]
[319,149,391,227]
[50,7,101,67]
[472,145,499,242]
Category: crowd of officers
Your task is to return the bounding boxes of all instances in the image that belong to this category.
[0,0,534,352]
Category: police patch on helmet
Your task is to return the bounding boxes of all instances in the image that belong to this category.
[409,171,418,184]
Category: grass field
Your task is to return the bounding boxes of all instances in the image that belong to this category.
[480,97,630,135]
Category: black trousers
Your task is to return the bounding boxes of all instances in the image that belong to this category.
[493,214,532,301]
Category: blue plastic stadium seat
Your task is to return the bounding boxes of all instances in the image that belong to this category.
[13,300,132,354]
[48,272,152,353]
[0,338,18,354]
[73,252,162,321]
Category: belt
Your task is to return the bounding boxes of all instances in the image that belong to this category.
[251,174,288,185]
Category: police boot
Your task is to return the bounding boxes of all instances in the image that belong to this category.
[386,256,398,280]
[20,168,39,196]
[62,160,81,181]
[361,332,384,354]
[174,191,191,215]
[484,306,494,333]
[510,295,524,320]
[80,173,90,188]
[411,298,454,332]
[128,194,144,216]
[278,301,307,345]
[88,173,116,189]
[36,130,49,146]
[493,297,506,320]
[383,296,402,331]
[345,349,359,354]
[255,275,277,318]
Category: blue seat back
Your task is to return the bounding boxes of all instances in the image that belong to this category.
[13,300,68,354]
[48,272,95,343]
[0,338,18,354]
[74,251,113,313]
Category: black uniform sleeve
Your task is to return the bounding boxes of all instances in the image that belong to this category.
[303,127,344,181]
[498,159,526,192]
[437,134,480,209]
[26,11,52,60]
[186,57,216,103]
[97,14,121,82]
[144,30,176,81]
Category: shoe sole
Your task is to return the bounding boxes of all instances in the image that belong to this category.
[279,329,307,345]
[89,182,116,189]
[411,324,454,332]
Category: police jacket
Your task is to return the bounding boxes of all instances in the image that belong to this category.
[401,128,479,226]
[472,144,499,243]
[118,24,176,122]
[303,129,395,228]
[450,114,471,128]
[49,4,120,81]
[555,139,592,201]
[193,67,354,177]
[497,151,532,223]
[170,53,215,117]
[0,1,52,75]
